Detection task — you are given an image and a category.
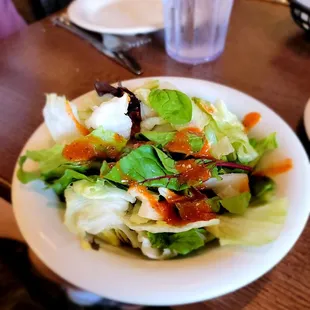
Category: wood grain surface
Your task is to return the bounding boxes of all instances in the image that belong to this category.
[0,0,309,309]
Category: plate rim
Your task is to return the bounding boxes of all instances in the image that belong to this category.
[67,0,164,35]
[12,76,310,306]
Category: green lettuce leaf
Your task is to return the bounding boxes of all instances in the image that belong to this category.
[140,131,176,146]
[153,147,178,173]
[174,100,211,131]
[140,131,204,154]
[105,145,185,190]
[17,155,40,184]
[204,123,218,145]
[188,134,204,152]
[138,231,177,260]
[200,100,258,163]
[100,161,110,177]
[249,133,278,166]
[220,192,251,215]
[50,169,92,195]
[168,229,210,255]
[25,145,67,174]
[147,228,215,256]
[207,198,287,246]
[147,231,169,248]
[206,196,221,213]
[17,145,93,184]
[249,175,276,205]
[148,89,192,125]
[90,126,127,151]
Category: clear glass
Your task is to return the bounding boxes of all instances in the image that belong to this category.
[163,0,234,64]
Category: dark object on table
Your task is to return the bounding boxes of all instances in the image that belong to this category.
[13,0,73,23]
[290,0,310,33]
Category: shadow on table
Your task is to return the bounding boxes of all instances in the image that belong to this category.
[0,239,174,310]
[285,32,310,58]
[296,118,310,158]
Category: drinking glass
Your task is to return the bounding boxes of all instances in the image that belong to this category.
[162,0,234,64]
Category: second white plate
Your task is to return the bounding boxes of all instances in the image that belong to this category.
[68,0,164,35]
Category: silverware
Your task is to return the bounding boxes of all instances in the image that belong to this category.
[102,33,151,52]
[51,16,143,75]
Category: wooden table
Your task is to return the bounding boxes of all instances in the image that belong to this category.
[0,0,309,309]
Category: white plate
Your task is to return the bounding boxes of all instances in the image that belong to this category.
[304,98,310,139]
[68,0,164,35]
[12,77,310,306]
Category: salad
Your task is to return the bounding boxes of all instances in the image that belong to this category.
[17,80,291,260]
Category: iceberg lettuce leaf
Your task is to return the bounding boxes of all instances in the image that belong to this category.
[249,133,278,167]
[43,94,82,144]
[64,179,135,236]
[207,199,287,246]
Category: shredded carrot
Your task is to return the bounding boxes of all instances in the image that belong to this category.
[243,112,261,132]
[254,158,293,177]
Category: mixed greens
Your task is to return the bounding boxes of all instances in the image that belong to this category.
[17,80,288,259]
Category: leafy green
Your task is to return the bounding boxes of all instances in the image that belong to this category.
[133,80,159,105]
[200,101,259,163]
[168,229,207,255]
[175,100,210,131]
[90,126,128,151]
[141,131,204,154]
[153,147,178,173]
[147,228,215,255]
[148,89,192,125]
[140,131,176,146]
[192,97,212,113]
[210,136,234,159]
[204,124,218,145]
[100,161,110,177]
[17,127,128,192]
[249,133,278,166]
[220,192,251,215]
[249,175,276,205]
[207,198,287,246]
[206,196,222,213]
[188,134,204,152]
[17,155,40,184]
[105,145,185,190]
[17,145,92,184]
[50,170,92,195]
[25,145,67,175]
[147,232,170,248]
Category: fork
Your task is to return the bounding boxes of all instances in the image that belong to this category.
[102,34,152,52]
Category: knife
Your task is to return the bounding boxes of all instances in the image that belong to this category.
[51,16,143,75]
